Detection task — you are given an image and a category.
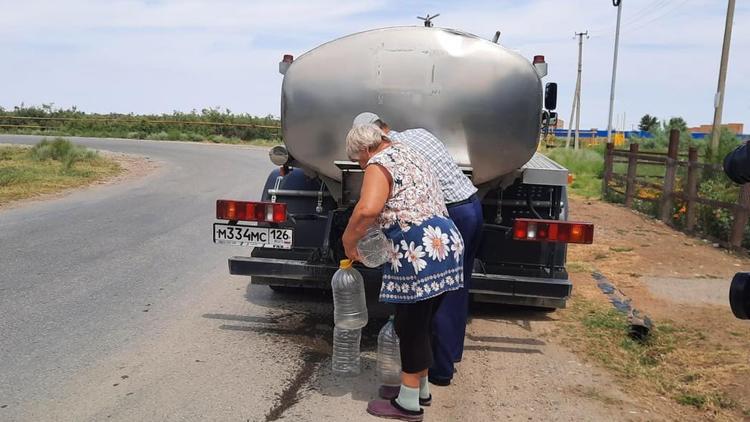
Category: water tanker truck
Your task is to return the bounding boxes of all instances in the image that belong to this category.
[213,25,594,309]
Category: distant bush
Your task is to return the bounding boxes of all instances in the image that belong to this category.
[0,104,282,144]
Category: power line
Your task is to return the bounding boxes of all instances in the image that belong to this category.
[589,0,691,39]
[621,0,690,34]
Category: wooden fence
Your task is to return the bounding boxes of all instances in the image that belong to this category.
[603,129,750,249]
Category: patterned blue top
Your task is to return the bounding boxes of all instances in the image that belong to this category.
[389,129,478,203]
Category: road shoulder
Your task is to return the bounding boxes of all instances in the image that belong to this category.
[0,145,158,211]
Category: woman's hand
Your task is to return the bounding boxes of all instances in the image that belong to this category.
[344,239,362,262]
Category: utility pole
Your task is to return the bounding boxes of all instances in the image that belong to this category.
[709,0,735,159]
[606,0,623,145]
[565,31,588,149]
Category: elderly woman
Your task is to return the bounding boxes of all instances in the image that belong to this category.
[342,124,464,421]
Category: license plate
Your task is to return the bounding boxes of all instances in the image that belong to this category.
[213,223,293,249]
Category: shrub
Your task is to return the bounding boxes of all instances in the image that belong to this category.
[28,138,97,172]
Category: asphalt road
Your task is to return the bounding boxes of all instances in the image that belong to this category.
[0,135,303,420]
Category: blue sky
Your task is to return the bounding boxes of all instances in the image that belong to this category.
[1,0,748,131]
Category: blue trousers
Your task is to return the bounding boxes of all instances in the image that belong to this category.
[429,195,483,382]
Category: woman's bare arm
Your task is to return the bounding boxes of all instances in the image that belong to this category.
[342,164,391,261]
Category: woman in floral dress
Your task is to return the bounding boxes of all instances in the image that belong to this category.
[342,123,464,422]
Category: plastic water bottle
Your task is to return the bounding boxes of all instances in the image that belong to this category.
[357,227,390,268]
[376,317,401,386]
[331,259,368,329]
[332,326,361,376]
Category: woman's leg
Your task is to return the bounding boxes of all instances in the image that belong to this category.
[368,296,441,421]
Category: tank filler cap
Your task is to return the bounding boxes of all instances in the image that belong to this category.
[417,13,440,27]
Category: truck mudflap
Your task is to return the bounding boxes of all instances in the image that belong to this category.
[228,256,571,309]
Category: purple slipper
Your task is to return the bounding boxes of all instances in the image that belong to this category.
[379,385,432,406]
[366,399,424,421]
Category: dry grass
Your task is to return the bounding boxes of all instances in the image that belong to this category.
[0,143,121,205]
[558,293,750,420]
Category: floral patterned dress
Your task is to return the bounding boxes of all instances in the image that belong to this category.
[367,143,464,303]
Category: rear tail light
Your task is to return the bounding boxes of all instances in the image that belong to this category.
[513,218,594,244]
[216,200,287,223]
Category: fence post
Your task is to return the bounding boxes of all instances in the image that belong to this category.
[602,142,614,198]
[624,142,639,208]
[659,129,680,224]
[730,184,750,249]
[684,147,699,231]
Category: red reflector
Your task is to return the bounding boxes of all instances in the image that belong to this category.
[216,200,287,223]
[512,219,594,244]
[513,220,528,240]
[272,203,286,222]
[533,55,545,64]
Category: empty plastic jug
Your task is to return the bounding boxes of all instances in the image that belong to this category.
[357,226,390,268]
[332,326,362,376]
[376,316,401,386]
[331,259,368,329]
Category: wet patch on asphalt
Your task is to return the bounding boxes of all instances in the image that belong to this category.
[264,350,327,422]
[203,308,387,421]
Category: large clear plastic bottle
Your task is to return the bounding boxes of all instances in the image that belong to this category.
[357,227,390,268]
[331,259,368,329]
[331,326,362,376]
[376,316,402,386]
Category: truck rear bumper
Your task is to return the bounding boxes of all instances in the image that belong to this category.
[229,256,571,308]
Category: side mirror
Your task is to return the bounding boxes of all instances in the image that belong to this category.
[545,82,558,111]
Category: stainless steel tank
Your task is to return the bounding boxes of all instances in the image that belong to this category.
[281,26,542,186]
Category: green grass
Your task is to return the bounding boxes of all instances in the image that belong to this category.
[544,147,604,198]
[561,297,746,418]
[566,261,594,273]
[675,393,707,409]
[0,139,121,204]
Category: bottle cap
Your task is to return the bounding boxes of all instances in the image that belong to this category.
[340,259,353,269]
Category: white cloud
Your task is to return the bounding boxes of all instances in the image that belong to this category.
[0,0,747,131]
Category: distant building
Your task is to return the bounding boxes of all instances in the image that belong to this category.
[689,123,744,135]
[554,118,565,129]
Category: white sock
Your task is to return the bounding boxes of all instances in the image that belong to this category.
[419,376,430,400]
[395,384,420,411]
